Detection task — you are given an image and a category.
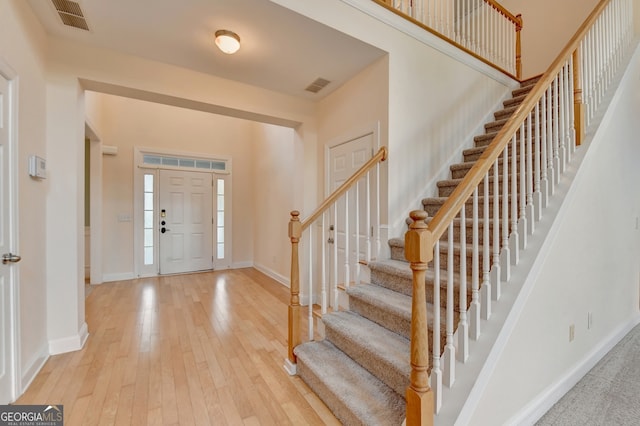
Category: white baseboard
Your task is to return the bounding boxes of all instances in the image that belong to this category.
[231,261,253,269]
[102,272,135,283]
[253,262,289,287]
[20,344,49,398]
[508,315,640,425]
[48,322,90,355]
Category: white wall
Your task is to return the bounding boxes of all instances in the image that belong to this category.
[252,123,297,282]
[0,0,50,390]
[499,0,600,78]
[470,42,640,425]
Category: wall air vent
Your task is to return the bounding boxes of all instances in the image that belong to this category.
[305,77,331,94]
[51,0,90,31]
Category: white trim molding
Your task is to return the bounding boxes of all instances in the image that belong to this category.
[48,322,89,355]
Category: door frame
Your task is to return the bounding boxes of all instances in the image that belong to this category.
[323,122,380,305]
[0,58,20,403]
[133,147,232,277]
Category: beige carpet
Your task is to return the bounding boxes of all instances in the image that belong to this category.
[536,323,640,425]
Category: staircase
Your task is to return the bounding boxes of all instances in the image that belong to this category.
[294,77,540,425]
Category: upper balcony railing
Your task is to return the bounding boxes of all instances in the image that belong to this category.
[375,0,522,79]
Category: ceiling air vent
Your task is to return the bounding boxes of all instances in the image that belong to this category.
[305,78,331,94]
[51,0,89,31]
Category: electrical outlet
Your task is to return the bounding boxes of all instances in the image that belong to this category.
[569,324,575,342]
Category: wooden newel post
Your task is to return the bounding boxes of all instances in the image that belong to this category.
[287,210,302,368]
[515,14,523,80]
[405,210,435,426]
[572,49,585,146]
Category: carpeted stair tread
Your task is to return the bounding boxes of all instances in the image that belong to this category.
[368,258,470,302]
[503,93,528,108]
[294,340,405,426]
[322,310,410,395]
[347,283,411,323]
[494,104,519,120]
[347,283,446,340]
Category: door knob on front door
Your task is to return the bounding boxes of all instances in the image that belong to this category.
[161,227,171,233]
[2,253,21,264]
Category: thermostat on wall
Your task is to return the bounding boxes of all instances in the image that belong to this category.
[28,155,46,179]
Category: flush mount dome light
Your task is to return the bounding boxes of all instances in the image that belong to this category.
[215,30,241,54]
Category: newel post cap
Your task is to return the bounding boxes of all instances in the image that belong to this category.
[289,210,302,240]
[405,210,433,264]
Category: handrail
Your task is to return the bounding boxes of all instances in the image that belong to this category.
[373,0,522,79]
[300,146,387,230]
[285,146,388,372]
[485,0,520,25]
[427,0,610,243]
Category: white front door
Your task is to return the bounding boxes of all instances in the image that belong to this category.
[159,170,213,275]
[0,71,18,404]
[328,133,373,291]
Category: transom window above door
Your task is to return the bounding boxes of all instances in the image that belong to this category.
[142,153,228,172]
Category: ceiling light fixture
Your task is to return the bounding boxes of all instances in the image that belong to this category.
[215,30,241,54]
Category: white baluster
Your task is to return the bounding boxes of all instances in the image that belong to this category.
[343,191,350,289]
[470,187,481,340]
[355,179,361,285]
[321,214,327,314]
[491,159,501,300]
[365,171,372,264]
[565,60,575,161]
[333,203,339,309]
[375,160,382,260]
[509,135,519,265]
[455,0,462,44]
[525,113,535,235]
[481,173,492,320]
[533,102,542,222]
[308,228,314,340]
[558,64,567,174]
[500,141,510,282]
[553,74,561,185]
[546,85,555,195]
[458,206,468,362]
[540,91,549,208]
[432,240,442,413]
[443,222,456,387]
[518,122,528,249]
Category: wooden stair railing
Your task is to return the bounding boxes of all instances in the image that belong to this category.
[375,0,522,79]
[404,0,633,422]
[285,146,387,374]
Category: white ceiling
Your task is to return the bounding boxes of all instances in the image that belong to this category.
[26,0,386,100]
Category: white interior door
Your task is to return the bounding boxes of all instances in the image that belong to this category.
[328,134,373,290]
[0,72,18,404]
[159,170,213,275]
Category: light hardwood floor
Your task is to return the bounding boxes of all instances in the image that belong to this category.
[16,268,340,425]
